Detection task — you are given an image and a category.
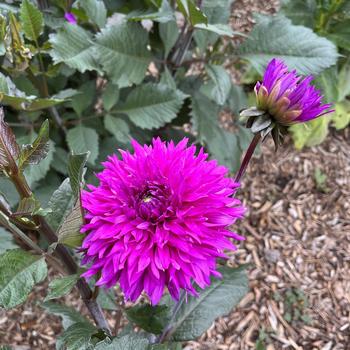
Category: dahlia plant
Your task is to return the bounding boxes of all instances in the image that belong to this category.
[0,0,340,348]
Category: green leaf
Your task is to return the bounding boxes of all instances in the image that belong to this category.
[205,64,232,105]
[23,140,55,186]
[168,266,248,340]
[332,100,350,130]
[290,116,330,149]
[176,0,208,26]
[68,152,89,198]
[46,178,74,231]
[126,304,169,334]
[57,321,97,350]
[102,84,119,111]
[119,83,186,129]
[0,73,64,111]
[97,288,118,311]
[159,20,179,57]
[52,147,69,175]
[95,22,151,87]
[67,125,99,165]
[69,81,96,117]
[313,66,338,103]
[191,92,241,171]
[280,0,316,27]
[94,334,149,350]
[237,15,338,75]
[127,0,174,23]
[0,227,19,254]
[195,23,243,37]
[45,274,79,301]
[193,0,233,51]
[49,23,100,73]
[19,0,43,41]
[78,0,107,28]
[0,107,19,171]
[226,83,247,114]
[327,19,350,51]
[57,200,84,248]
[19,119,49,169]
[160,67,177,90]
[42,301,90,329]
[338,60,350,101]
[0,249,47,309]
[104,115,130,144]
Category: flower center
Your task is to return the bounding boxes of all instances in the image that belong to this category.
[136,181,171,222]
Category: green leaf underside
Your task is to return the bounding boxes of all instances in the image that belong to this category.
[68,152,89,198]
[0,249,47,309]
[79,0,107,29]
[57,200,84,248]
[119,83,186,129]
[45,274,79,301]
[0,227,19,254]
[168,266,248,340]
[238,15,338,75]
[46,178,74,231]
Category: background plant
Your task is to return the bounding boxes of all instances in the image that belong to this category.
[0,0,342,349]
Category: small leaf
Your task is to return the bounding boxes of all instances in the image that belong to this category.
[0,249,47,309]
[42,301,90,329]
[15,195,41,216]
[238,15,338,75]
[19,119,50,169]
[46,178,74,231]
[97,288,118,311]
[45,274,79,301]
[167,266,248,340]
[19,0,43,41]
[159,20,179,57]
[57,200,84,248]
[0,107,19,171]
[126,304,169,334]
[176,0,207,26]
[68,152,89,198]
[104,115,130,144]
[67,125,99,165]
[118,83,186,129]
[78,0,107,29]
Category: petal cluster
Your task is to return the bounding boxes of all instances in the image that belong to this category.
[255,59,332,126]
[81,138,245,305]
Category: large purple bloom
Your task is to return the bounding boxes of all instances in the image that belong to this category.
[81,138,245,305]
[254,59,332,126]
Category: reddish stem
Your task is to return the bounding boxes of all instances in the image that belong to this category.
[234,133,261,183]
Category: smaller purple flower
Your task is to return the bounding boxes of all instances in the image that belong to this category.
[64,12,77,24]
[254,58,333,126]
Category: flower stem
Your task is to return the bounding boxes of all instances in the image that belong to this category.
[234,133,261,183]
[9,172,111,333]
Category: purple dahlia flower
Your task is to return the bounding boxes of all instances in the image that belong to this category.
[254,58,333,126]
[81,138,245,305]
[64,12,77,24]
